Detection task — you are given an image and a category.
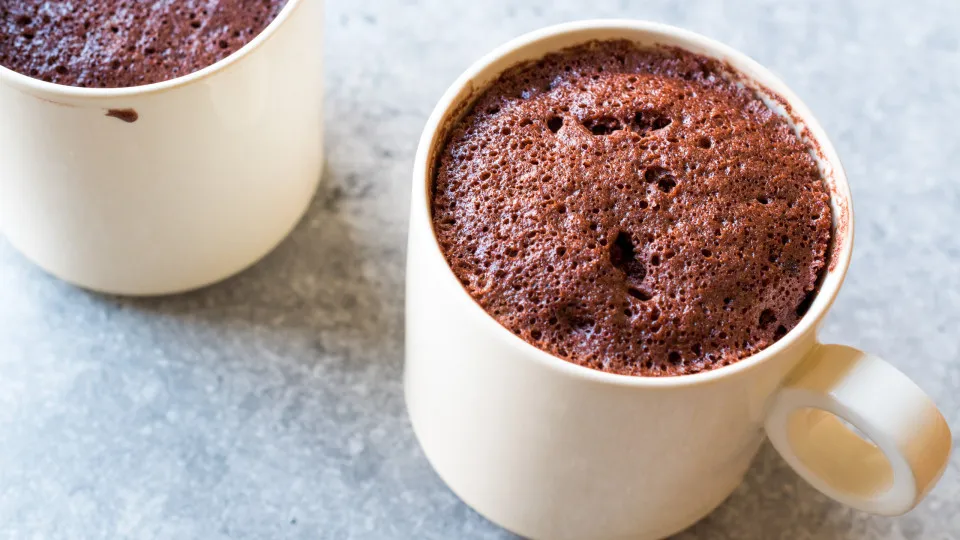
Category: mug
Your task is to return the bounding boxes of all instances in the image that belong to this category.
[405,20,952,540]
[0,0,323,295]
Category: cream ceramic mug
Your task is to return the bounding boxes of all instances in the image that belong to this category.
[405,20,952,540]
[0,0,322,295]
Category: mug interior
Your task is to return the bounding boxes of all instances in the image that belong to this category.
[414,20,853,387]
[0,0,305,100]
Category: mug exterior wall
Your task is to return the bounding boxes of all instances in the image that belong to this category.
[0,0,323,295]
[406,200,819,540]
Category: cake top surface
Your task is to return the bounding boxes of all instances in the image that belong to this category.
[0,0,286,88]
[431,40,832,376]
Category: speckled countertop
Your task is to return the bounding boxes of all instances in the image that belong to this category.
[1,1,958,538]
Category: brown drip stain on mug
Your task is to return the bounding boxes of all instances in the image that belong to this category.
[105,108,139,123]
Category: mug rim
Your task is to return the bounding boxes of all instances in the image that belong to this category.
[0,0,304,99]
[413,19,854,389]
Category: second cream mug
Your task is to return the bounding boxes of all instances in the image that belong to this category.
[405,20,952,540]
[0,0,323,295]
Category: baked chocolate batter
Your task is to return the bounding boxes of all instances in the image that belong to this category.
[0,0,287,87]
[432,40,831,377]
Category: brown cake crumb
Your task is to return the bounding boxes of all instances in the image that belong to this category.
[431,40,832,377]
[0,0,287,88]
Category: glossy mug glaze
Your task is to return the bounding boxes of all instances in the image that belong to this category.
[0,0,323,295]
[405,20,951,540]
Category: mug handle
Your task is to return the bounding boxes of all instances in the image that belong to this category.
[764,344,952,515]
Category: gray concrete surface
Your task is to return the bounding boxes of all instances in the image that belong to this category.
[1,0,958,538]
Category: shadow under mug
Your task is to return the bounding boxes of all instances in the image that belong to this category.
[0,0,323,296]
[405,20,952,540]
